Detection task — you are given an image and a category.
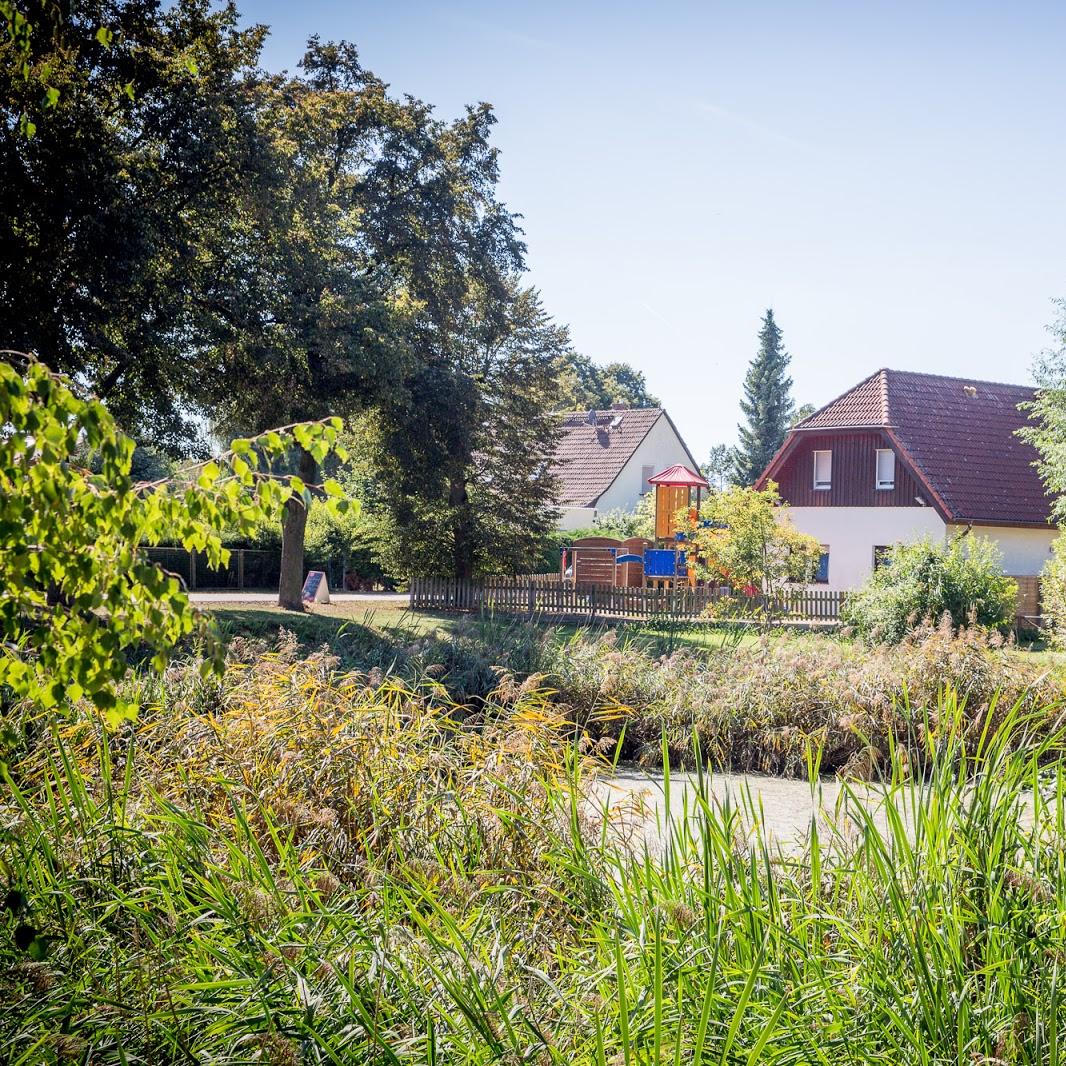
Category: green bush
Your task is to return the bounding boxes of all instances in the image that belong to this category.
[841,536,1017,643]
[1040,537,1066,647]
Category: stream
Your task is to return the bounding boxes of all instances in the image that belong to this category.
[591,765,906,856]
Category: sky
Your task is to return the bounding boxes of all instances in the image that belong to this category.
[243,0,1066,460]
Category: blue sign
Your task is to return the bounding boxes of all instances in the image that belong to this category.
[644,549,679,578]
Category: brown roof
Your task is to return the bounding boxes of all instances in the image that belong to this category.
[553,408,696,508]
[765,369,1051,526]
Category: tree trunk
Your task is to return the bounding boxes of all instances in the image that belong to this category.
[278,447,318,610]
[449,475,475,581]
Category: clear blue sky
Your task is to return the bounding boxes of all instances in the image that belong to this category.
[245,0,1066,460]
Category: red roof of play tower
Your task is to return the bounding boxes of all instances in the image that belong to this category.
[647,464,709,488]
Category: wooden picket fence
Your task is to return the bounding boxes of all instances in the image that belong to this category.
[409,575,844,623]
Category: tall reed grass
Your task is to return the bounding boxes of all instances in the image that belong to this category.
[2,642,1065,1062]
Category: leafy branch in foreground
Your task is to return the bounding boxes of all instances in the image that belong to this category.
[0,357,350,725]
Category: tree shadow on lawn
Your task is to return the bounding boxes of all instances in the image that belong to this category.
[206,607,426,670]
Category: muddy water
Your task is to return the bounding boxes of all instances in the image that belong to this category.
[591,765,900,856]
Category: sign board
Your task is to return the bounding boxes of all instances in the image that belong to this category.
[301,570,330,605]
[643,549,679,578]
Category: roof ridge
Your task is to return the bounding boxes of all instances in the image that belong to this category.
[882,368,1035,392]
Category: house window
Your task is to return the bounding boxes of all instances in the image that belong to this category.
[641,464,655,493]
[813,450,832,490]
[875,448,895,490]
[873,545,891,570]
[814,548,830,584]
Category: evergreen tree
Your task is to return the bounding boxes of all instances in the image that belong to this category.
[732,309,795,485]
[363,285,568,580]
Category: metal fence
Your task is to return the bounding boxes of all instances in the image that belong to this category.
[142,547,345,592]
[409,575,845,622]
[142,547,279,591]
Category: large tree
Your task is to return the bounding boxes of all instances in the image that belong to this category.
[194,40,525,606]
[732,309,795,485]
[1019,298,1066,523]
[363,285,567,581]
[1,0,273,452]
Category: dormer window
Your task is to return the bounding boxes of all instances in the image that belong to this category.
[875,448,895,490]
[813,450,832,490]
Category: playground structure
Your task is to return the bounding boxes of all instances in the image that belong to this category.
[560,464,710,589]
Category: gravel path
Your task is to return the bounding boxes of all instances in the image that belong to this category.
[188,591,410,604]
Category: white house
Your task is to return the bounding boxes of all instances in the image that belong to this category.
[756,369,1056,612]
[552,407,701,531]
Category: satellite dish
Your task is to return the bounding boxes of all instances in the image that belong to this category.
[610,414,623,429]
[585,409,598,426]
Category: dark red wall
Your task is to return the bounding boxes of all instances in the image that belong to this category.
[770,431,923,507]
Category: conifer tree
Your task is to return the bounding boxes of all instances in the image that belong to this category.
[732,309,795,485]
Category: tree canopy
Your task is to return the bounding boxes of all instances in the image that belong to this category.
[554,353,659,410]
[1,0,275,452]
[0,357,347,725]
[1018,298,1066,525]
[685,484,821,597]
[363,285,568,580]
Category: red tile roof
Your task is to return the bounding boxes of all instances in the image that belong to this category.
[553,408,696,508]
[777,369,1051,526]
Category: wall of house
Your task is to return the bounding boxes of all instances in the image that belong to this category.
[783,506,947,590]
[947,524,1057,576]
[773,431,926,508]
[595,415,695,516]
[783,508,1058,590]
[558,506,597,531]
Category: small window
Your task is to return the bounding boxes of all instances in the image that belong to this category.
[875,448,895,490]
[813,450,832,490]
[814,549,830,583]
[873,545,891,570]
[641,464,655,493]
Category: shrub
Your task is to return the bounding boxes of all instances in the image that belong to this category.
[840,536,1017,643]
[1040,536,1066,647]
[685,483,822,595]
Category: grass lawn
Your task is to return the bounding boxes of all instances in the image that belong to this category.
[204,600,460,650]
[203,601,806,659]
[204,601,1062,666]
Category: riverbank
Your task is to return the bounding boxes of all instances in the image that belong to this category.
[3,647,1064,1062]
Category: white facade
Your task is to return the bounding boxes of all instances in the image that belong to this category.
[784,507,946,591]
[559,414,695,530]
[947,524,1057,576]
[558,506,597,531]
[596,415,694,514]
[783,507,1058,590]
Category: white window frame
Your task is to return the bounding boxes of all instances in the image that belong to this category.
[875,448,895,490]
[813,450,832,490]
